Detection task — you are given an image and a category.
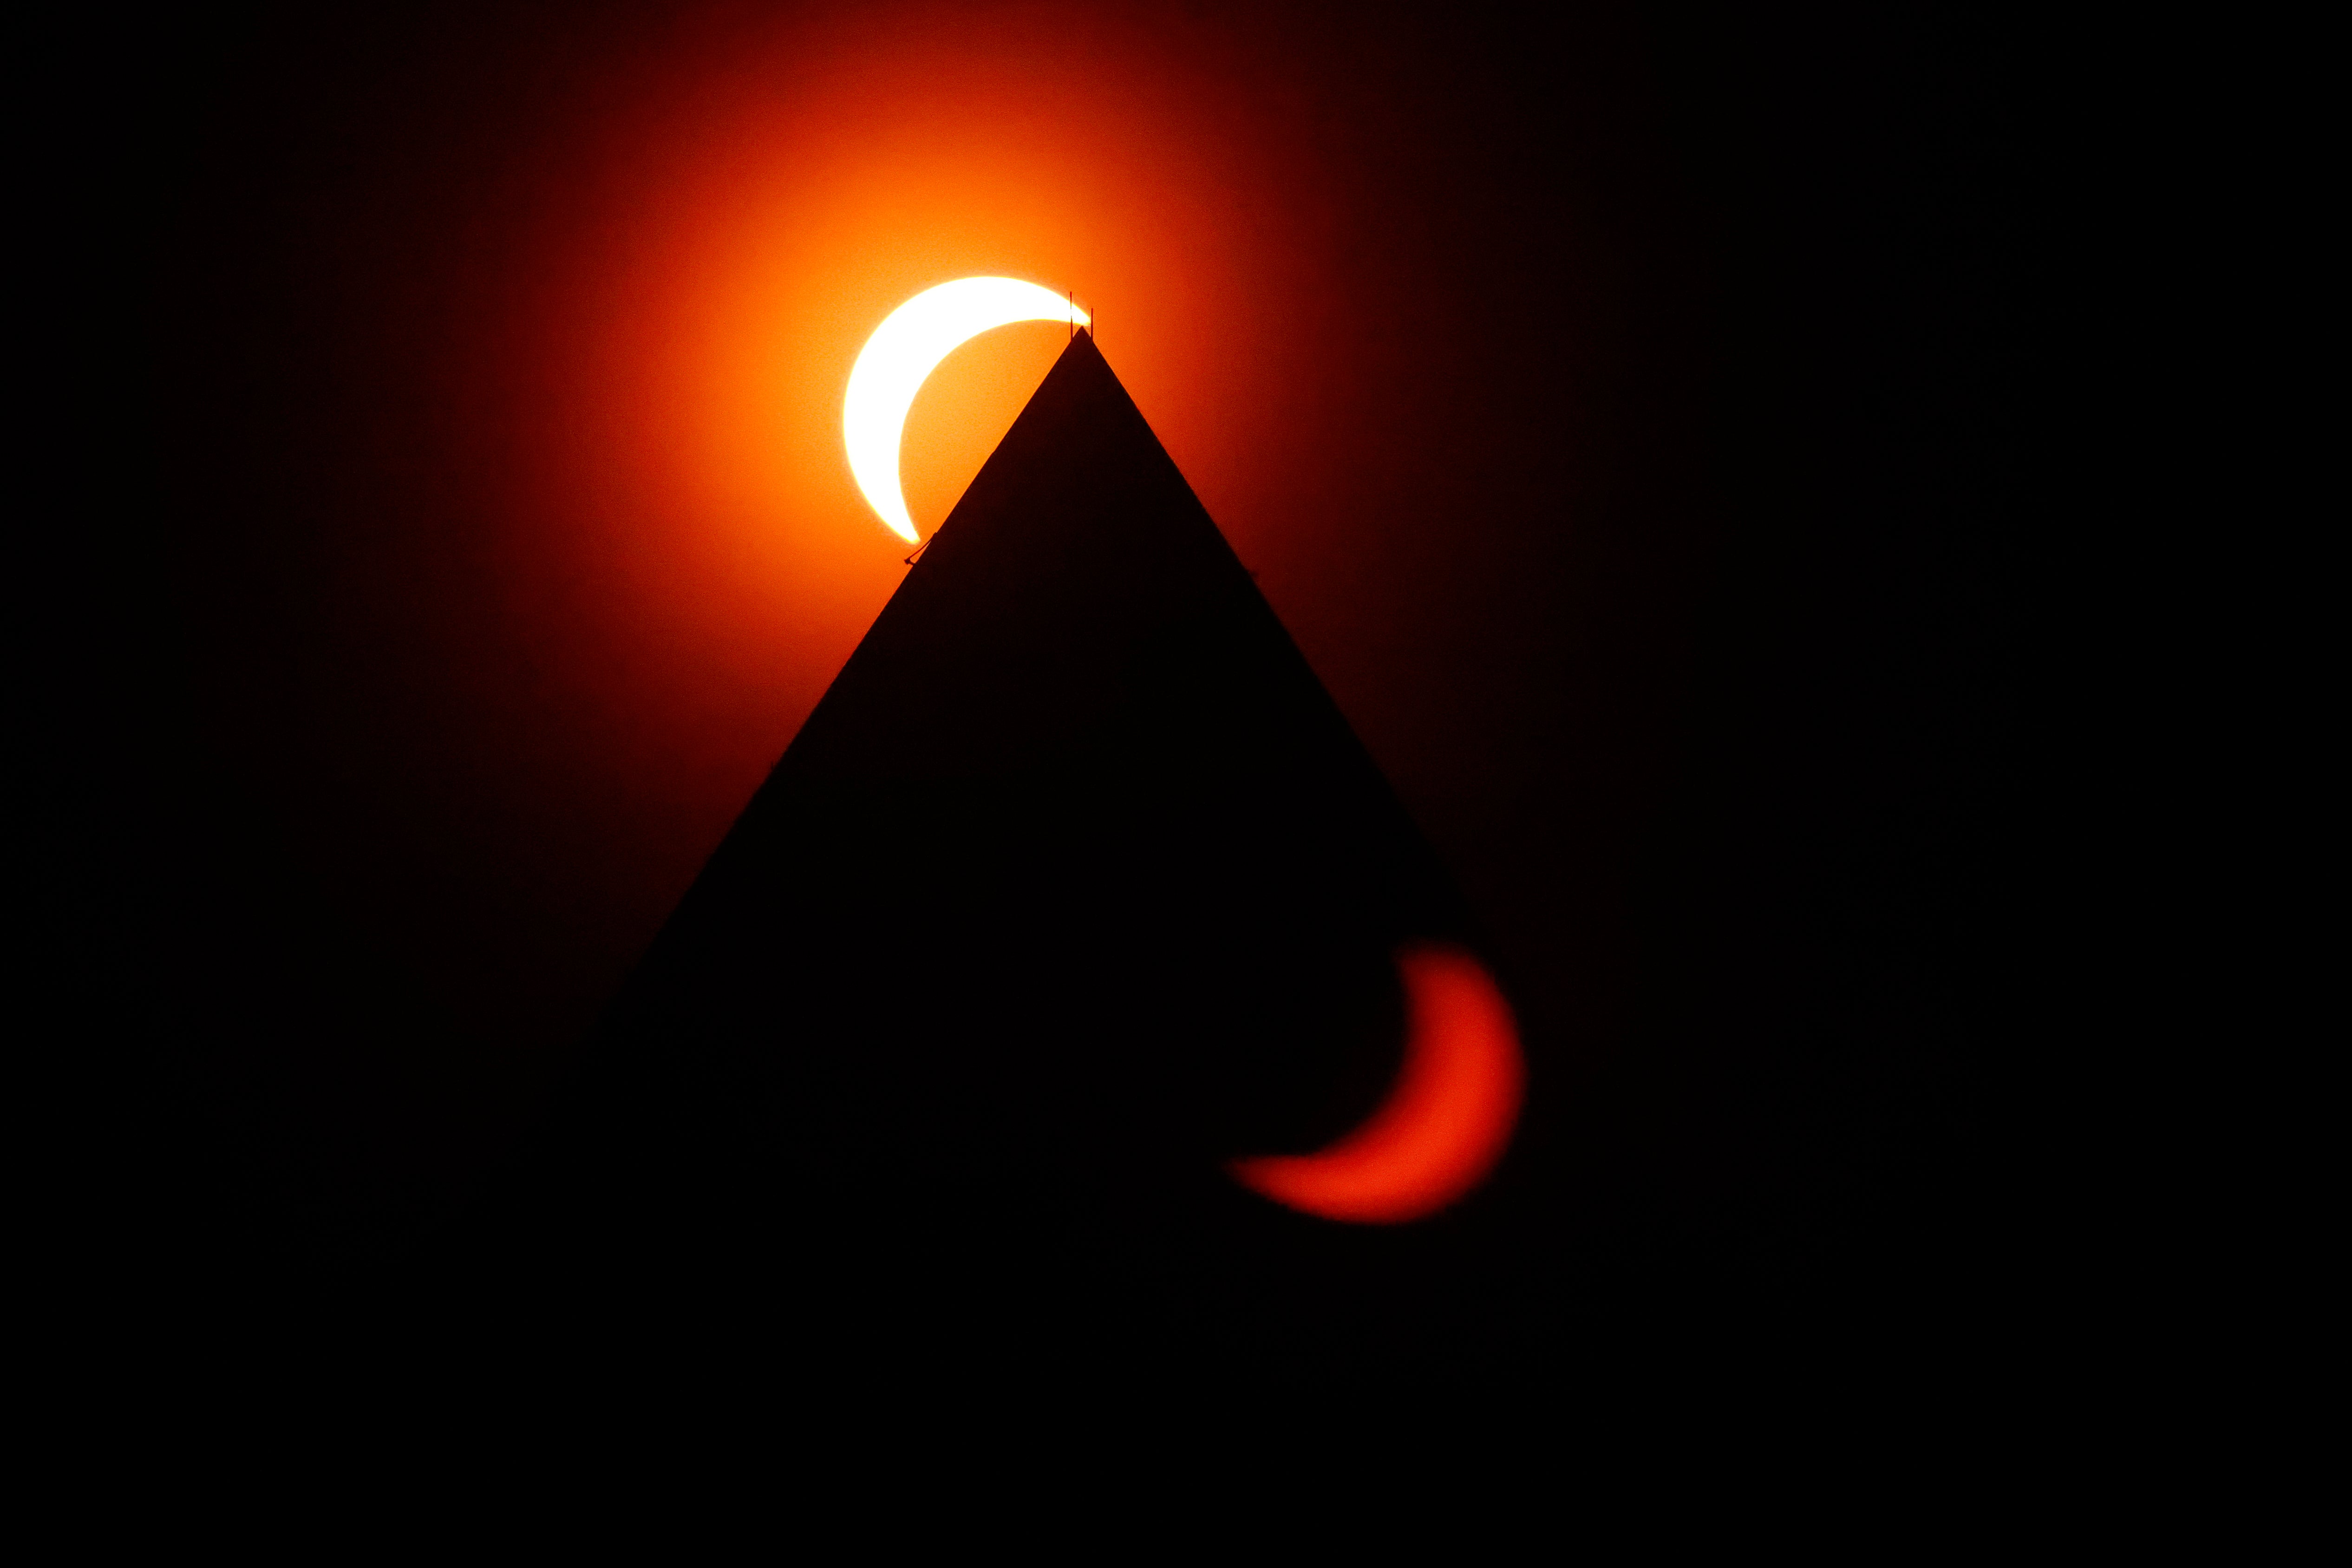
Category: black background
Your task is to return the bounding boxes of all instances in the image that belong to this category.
[69,1,2031,1377]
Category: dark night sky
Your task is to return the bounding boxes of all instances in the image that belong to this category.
[82,0,2028,1364]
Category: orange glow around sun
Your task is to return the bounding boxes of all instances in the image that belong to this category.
[482,6,1316,857]
[1230,944,1525,1223]
[301,3,1490,1068]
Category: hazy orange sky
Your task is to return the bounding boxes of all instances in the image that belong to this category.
[162,2,1687,1084]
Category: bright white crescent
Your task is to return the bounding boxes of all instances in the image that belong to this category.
[844,278,1089,543]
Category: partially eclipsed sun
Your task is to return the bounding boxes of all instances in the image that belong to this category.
[1230,944,1526,1224]
[845,277,1088,542]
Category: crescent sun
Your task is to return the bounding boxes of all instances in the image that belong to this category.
[845,277,1089,543]
[1229,943,1526,1224]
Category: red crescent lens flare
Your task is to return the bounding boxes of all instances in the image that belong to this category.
[1229,943,1525,1224]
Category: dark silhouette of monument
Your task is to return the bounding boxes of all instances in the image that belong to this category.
[505,331,1500,1361]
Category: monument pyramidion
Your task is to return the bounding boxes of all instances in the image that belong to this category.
[508,330,1509,1356]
